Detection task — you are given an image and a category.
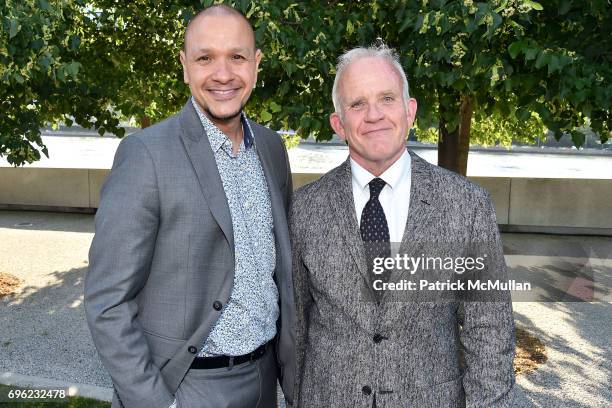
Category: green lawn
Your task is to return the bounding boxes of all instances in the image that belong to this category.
[0,384,109,407]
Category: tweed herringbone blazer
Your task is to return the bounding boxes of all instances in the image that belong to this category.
[290,150,515,407]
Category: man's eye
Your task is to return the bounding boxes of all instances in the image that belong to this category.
[231,54,246,60]
[382,96,394,103]
[197,55,210,62]
[350,101,365,109]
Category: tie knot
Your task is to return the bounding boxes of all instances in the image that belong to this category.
[368,177,386,199]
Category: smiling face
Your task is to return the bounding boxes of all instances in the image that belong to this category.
[180,13,261,127]
[330,57,417,176]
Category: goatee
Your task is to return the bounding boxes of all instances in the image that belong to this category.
[204,106,244,124]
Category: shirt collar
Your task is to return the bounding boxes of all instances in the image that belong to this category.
[191,97,255,152]
[350,148,410,191]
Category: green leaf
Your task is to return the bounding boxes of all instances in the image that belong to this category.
[524,1,544,11]
[38,0,52,11]
[494,0,510,13]
[516,108,531,121]
[524,47,539,60]
[115,127,126,138]
[559,0,572,15]
[70,36,81,50]
[65,62,81,79]
[269,101,281,113]
[346,20,354,35]
[547,55,561,74]
[508,41,524,59]
[260,111,272,122]
[398,17,412,34]
[31,39,44,51]
[9,19,20,39]
[570,130,585,148]
[413,14,424,32]
[534,51,550,69]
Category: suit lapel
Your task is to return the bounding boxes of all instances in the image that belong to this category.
[329,159,373,293]
[331,153,438,302]
[383,150,436,302]
[177,102,234,252]
[251,125,291,283]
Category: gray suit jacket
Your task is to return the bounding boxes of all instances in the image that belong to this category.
[290,151,515,407]
[85,101,296,408]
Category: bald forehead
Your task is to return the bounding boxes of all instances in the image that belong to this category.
[184,7,256,51]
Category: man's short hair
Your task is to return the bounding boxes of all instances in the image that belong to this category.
[184,4,256,51]
[332,42,410,115]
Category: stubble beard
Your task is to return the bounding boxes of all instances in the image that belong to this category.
[204,103,246,125]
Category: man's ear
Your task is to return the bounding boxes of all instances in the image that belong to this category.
[330,112,346,141]
[405,98,418,128]
[253,49,263,88]
[179,50,189,84]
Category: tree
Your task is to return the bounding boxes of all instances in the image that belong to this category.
[2,0,610,172]
[77,1,189,128]
[0,0,124,165]
[408,0,611,174]
[248,0,610,175]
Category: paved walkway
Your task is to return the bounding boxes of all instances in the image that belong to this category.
[0,211,610,406]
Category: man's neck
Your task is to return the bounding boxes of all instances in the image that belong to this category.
[351,149,405,177]
[202,108,244,155]
[213,117,243,144]
[191,98,245,152]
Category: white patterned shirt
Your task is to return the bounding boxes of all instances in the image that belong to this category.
[191,98,279,356]
[351,149,412,243]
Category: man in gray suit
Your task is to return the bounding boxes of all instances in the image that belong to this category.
[85,5,295,408]
[290,44,515,407]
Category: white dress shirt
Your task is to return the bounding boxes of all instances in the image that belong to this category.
[351,149,411,243]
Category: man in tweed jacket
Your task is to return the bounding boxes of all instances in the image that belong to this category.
[289,44,515,407]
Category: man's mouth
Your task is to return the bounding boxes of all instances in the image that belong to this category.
[363,127,392,135]
[208,88,240,100]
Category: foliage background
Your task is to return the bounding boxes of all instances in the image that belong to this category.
[1,0,610,166]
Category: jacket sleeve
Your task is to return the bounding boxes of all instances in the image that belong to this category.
[84,135,174,408]
[458,191,516,407]
[284,140,293,210]
[288,192,313,408]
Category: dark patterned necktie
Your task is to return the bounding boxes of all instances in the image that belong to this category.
[360,178,391,300]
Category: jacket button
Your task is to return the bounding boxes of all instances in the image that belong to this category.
[213,300,223,311]
[373,333,384,343]
[188,346,197,354]
[362,385,372,395]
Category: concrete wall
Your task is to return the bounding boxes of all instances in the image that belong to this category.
[0,168,92,208]
[1,167,611,234]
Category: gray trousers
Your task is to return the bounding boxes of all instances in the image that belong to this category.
[175,349,278,408]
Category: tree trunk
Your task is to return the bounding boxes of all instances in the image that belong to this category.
[139,115,151,129]
[437,94,473,176]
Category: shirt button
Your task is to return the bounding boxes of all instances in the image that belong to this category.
[188,346,197,354]
[213,301,223,311]
[373,333,384,343]
[362,385,372,395]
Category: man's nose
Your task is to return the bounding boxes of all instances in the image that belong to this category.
[211,59,233,83]
[364,102,384,122]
